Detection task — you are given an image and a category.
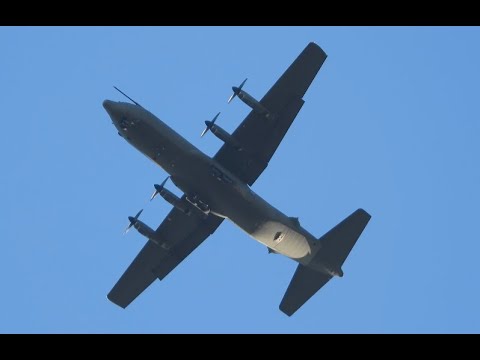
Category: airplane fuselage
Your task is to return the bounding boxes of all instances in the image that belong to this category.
[104,100,321,266]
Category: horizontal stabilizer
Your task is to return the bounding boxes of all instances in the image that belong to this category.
[279,265,331,316]
[317,208,371,270]
[279,209,371,316]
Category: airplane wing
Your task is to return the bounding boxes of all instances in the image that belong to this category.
[108,203,224,308]
[214,42,327,185]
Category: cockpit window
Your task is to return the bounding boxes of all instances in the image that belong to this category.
[274,232,283,242]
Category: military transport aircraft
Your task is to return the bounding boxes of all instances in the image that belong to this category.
[103,42,371,316]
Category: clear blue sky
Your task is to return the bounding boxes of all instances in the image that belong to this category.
[2,26,479,333]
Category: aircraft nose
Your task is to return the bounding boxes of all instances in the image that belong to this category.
[103,99,115,113]
[103,99,120,122]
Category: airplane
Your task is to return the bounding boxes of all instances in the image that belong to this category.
[103,42,371,316]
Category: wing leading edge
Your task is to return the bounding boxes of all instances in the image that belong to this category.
[214,42,327,185]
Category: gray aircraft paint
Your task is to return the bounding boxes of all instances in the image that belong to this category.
[104,101,316,262]
[103,42,371,316]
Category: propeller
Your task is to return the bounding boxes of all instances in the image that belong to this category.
[227,78,247,104]
[200,112,220,138]
[150,176,170,201]
[124,209,143,234]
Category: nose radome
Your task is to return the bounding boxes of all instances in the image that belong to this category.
[103,99,114,112]
[103,100,119,122]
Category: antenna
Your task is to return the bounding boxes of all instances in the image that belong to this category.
[113,86,143,107]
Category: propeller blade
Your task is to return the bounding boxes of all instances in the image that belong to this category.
[239,78,247,90]
[200,113,220,138]
[160,176,169,188]
[227,92,236,104]
[211,112,220,124]
[150,188,159,201]
[124,224,132,235]
[124,209,143,235]
[200,127,209,138]
[150,177,169,200]
[134,209,143,220]
[228,79,247,103]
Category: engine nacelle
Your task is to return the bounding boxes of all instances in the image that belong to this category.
[133,220,157,242]
[159,188,192,216]
[155,179,210,217]
[209,123,242,151]
[229,79,273,119]
[237,89,273,119]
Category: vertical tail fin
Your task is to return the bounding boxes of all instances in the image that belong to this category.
[279,209,371,316]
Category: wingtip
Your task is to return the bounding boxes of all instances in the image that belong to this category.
[279,304,294,317]
[356,208,372,220]
[107,292,128,309]
[307,41,328,58]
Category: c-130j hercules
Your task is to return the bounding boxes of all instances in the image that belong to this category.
[103,42,371,316]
